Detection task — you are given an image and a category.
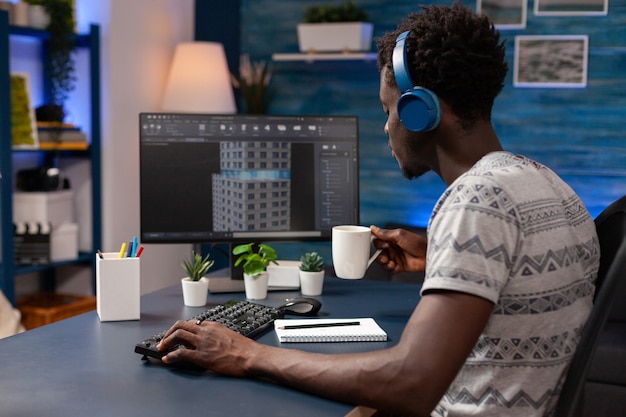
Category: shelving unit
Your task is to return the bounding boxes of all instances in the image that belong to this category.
[0,10,101,305]
[272,52,377,62]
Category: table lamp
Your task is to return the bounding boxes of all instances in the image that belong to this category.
[161,42,236,113]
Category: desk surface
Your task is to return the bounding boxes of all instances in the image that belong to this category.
[0,277,420,417]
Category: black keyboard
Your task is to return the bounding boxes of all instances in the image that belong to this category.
[134,300,285,361]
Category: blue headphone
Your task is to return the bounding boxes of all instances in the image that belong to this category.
[392,31,441,132]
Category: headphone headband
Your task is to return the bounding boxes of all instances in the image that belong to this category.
[392,31,413,93]
[391,30,441,132]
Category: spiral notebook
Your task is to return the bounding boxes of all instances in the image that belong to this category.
[274,318,388,343]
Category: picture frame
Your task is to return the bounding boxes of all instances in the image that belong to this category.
[10,72,39,149]
[477,0,528,29]
[514,35,589,88]
[534,0,608,16]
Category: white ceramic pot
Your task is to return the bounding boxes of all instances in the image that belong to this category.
[297,22,374,53]
[27,4,49,29]
[12,1,28,26]
[181,277,209,307]
[243,272,269,300]
[299,270,324,296]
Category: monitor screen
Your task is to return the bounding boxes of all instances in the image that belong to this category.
[139,113,360,245]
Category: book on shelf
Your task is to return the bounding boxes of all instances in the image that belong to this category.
[274,318,388,343]
[33,124,88,150]
[37,128,87,143]
[37,142,88,150]
[36,121,78,129]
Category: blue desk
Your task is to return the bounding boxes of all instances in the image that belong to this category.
[0,277,420,417]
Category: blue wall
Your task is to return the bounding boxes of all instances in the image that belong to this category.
[200,0,626,262]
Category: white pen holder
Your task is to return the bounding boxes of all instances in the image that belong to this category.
[96,252,140,321]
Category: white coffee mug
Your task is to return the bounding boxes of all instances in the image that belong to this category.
[332,225,382,279]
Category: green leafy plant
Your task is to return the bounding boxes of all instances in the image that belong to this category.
[181,251,214,281]
[26,0,76,122]
[303,1,369,23]
[233,243,278,277]
[299,252,324,272]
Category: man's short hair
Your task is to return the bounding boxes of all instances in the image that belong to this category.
[377,2,508,130]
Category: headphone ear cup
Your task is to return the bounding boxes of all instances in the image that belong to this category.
[397,87,441,132]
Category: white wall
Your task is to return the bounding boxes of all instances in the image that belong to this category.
[76,0,194,294]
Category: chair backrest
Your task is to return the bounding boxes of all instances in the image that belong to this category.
[555,195,626,417]
[593,196,626,321]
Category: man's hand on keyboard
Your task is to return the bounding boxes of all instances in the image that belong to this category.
[158,319,260,376]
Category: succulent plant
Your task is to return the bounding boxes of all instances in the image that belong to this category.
[181,251,214,281]
[299,252,324,272]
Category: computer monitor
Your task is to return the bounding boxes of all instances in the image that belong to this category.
[139,113,360,286]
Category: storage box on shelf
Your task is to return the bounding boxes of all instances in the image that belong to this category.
[13,190,79,264]
[50,223,78,261]
[13,190,75,227]
[13,222,79,264]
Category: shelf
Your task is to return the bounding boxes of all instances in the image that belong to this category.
[0,12,102,305]
[8,24,48,39]
[15,252,93,275]
[9,24,90,46]
[11,147,94,160]
[272,52,377,62]
[19,143,89,151]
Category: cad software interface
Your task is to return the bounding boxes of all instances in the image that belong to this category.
[139,113,359,243]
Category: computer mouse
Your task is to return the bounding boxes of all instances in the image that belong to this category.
[278,297,322,316]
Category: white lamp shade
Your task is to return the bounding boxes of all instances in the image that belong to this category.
[161,42,236,113]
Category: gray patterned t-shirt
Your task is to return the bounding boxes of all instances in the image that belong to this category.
[422,152,599,417]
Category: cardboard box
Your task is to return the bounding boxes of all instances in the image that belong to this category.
[13,190,75,227]
[267,260,301,288]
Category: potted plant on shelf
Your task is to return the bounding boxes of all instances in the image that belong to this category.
[231,53,274,115]
[297,1,373,53]
[233,243,278,300]
[180,250,214,307]
[25,0,76,127]
[299,252,325,296]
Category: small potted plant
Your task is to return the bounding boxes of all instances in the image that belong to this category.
[233,243,278,299]
[180,250,214,306]
[25,0,76,125]
[299,252,325,296]
[231,53,274,115]
[297,1,373,53]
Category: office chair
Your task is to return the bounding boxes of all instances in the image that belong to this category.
[554,195,626,417]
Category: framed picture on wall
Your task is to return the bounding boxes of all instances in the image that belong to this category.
[535,0,608,16]
[514,35,589,88]
[477,0,528,29]
[10,72,39,149]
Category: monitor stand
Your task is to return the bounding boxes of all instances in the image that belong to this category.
[207,273,246,293]
[207,273,297,293]
[206,244,246,293]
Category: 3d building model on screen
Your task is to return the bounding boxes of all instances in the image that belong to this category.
[212,140,291,232]
[140,113,359,245]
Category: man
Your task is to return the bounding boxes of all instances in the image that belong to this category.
[158,3,599,416]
